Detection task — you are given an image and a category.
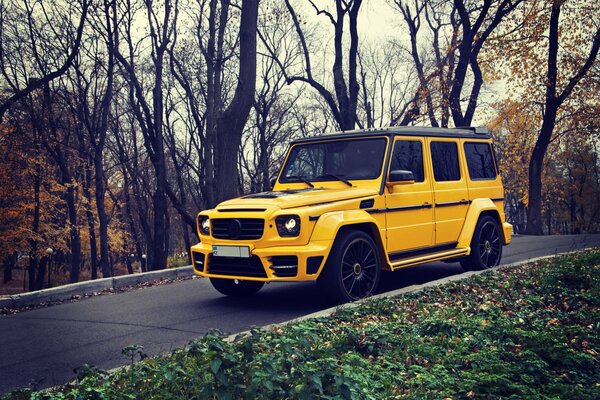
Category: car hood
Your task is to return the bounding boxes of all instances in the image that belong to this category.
[216,187,378,210]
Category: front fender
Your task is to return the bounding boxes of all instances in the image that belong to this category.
[310,210,390,271]
[457,198,504,248]
[310,210,383,242]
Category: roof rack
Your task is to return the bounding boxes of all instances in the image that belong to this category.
[454,126,489,135]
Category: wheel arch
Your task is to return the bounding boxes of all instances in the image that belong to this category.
[311,211,389,272]
[457,198,505,249]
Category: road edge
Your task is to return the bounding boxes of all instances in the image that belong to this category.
[0,266,194,309]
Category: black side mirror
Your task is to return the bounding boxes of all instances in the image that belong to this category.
[388,170,414,183]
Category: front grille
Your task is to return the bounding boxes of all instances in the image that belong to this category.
[208,255,267,278]
[269,256,298,277]
[212,218,264,240]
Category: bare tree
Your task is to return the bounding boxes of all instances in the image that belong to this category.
[0,0,89,123]
[114,0,179,270]
[391,0,522,127]
[262,0,362,131]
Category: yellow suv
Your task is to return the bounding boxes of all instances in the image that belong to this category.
[190,127,512,302]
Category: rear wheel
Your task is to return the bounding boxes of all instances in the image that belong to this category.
[209,278,264,297]
[461,216,503,271]
[318,230,381,303]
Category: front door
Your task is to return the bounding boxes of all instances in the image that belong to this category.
[428,139,469,245]
[385,137,435,256]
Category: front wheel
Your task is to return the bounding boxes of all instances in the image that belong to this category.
[318,230,381,303]
[209,278,264,297]
[461,216,503,271]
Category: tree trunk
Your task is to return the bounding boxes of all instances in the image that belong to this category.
[28,172,41,291]
[35,257,48,291]
[525,106,556,235]
[95,0,116,278]
[28,258,37,292]
[95,150,111,277]
[66,182,82,282]
[3,253,16,284]
[214,0,259,203]
[83,164,99,279]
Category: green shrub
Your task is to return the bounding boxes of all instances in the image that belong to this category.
[4,250,600,399]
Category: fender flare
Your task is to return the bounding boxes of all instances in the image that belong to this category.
[310,210,387,265]
[457,198,503,248]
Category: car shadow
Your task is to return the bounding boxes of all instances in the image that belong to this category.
[200,261,466,315]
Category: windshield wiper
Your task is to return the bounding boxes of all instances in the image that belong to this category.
[286,175,314,188]
[317,173,352,187]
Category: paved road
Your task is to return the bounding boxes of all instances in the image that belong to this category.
[1,234,599,394]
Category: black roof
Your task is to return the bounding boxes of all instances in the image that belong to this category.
[291,126,491,144]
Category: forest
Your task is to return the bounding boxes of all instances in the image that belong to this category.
[0,0,599,292]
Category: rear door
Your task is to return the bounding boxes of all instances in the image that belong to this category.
[462,139,504,204]
[428,139,469,245]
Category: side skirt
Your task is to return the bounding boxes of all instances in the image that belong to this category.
[388,243,469,271]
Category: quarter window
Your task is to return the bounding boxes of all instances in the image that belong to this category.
[390,140,424,182]
[464,142,497,180]
[430,141,461,181]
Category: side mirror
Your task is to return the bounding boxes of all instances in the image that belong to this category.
[388,170,415,183]
[386,170,415,191]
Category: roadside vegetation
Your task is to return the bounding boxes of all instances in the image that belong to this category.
[5,250,600,399]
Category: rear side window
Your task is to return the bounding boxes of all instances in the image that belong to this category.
[390,140,424,182]
[430,141,460,181]
[464,142,497,180]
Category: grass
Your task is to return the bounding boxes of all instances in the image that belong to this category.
[5,250,600,399]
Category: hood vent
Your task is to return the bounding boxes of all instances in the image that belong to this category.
[360,198,375,209]
[217,208,267,212]
[242,188,322,199]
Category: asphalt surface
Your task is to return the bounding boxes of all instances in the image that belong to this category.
[1,234,599,394]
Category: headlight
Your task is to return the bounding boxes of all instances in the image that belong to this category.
[199,216,210,235]
[276,215,301,237]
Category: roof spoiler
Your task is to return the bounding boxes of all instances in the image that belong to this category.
[455,126,489,135]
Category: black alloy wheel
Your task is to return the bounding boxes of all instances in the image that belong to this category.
[209,277,264,297]
[461,216,503,271]
[319,230,381,303]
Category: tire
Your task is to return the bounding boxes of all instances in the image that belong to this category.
[209,278,264,297]
[460,216,503,271]
[318,230,381,303]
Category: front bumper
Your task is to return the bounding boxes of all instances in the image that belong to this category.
[190,240,333,282]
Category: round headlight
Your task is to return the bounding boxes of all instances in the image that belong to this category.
[284,217,297,231]
[199,217,210,235]
[276,215,301,237]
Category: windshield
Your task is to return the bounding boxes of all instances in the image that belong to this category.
[280,137,387,183]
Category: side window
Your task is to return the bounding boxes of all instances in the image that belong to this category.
[430,141,461,181]
[464,142,497,180]
[390,140,424,182]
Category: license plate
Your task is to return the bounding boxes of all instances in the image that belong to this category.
[212,245,250,258]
